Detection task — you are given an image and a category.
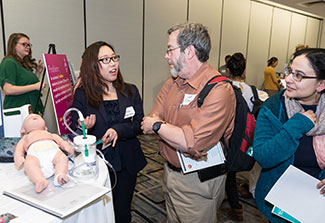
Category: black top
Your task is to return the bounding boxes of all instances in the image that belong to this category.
[102,100,122,171]
[293,104,321,178]
[71,85,147,175]
[103,100,120,124]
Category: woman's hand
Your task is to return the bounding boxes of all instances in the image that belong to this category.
[316,179,325,196]
[35,82,46,91]
[301,110,316,124]
[35,60,44,77]
[102,128,118,147]
[78,114,96,129]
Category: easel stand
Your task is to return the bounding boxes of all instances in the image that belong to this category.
[34,44,57,115]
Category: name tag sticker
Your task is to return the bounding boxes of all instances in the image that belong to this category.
[124,106,135,119]
[182,94,197,106]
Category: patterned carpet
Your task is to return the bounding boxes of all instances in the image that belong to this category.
[131,135,267,223]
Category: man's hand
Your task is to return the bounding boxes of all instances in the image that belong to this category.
[141,115,160,134]
[317,179,325,196]
[183,150,208,160]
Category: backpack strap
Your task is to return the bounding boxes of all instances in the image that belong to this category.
[250,85,259,103]
[197,75,230,108]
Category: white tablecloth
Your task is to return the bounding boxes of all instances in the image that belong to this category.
[0,156,114,223]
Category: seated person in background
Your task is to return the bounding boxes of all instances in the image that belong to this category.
[264,57,280,97]
[253,48,325,222]
[14,114,73,193]
[0,33,45,114]
[218,54,231,78]
[224,52,267,221]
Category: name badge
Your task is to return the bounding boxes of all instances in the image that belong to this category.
[124,106,135,119]
[182,94,197,105]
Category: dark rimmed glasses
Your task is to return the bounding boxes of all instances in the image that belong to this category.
[166,46,180,55]
[98,55,120,64]
[284,66,318,82]
[18,42,32,48]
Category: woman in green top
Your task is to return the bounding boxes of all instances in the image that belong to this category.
[0,33,45,114]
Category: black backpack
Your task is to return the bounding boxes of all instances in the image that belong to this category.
[196,75,256,182]
[250,85,263,119]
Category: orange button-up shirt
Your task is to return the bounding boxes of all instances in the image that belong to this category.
[151,62,236,168]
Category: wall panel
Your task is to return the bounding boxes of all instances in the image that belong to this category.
[288,13,307,59]
[305,17,320,48]
[321,21,325,48]
[246,2,273,87]
[220,0,250,66]
[188,0,223,69]
[86,0,143,93]
[143,0,187,114]
[269,8,291,75]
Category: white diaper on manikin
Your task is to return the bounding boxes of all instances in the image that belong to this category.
[27,140,60,178]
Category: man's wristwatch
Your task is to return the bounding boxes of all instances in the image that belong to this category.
[152,121,166,134]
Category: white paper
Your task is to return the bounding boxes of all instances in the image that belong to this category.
[177,142,225,174]
[265,165,325,223]
[3,182,109,218]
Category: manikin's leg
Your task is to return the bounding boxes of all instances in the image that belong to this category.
[24,155,49,193]
[52,152,69,186]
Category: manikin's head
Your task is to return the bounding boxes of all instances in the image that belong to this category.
[21,114,47,135]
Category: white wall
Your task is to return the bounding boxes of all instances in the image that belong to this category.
[269,8,291,76]
[188,0,223,69]
[143,0,187,114]
[246,1,273,87]
[321,21,325,48]
[220,0,251,66]
[0,0,324,132]
[86,0,143,92]
[305,17,320,48]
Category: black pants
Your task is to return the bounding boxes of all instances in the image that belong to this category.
[109,168,137,223]
[225,171,242,209]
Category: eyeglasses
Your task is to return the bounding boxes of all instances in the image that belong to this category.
[18,42,32,48]
[98,55,120,64]
[284,66,318,82]
[166,46,180,55]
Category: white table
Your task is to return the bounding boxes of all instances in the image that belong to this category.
[0,156,115,223]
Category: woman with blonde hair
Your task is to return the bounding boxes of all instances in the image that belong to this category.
[0,33,45,114]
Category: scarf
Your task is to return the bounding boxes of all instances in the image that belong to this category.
[285,93,325,169]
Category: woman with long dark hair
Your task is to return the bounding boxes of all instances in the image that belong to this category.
[71,41,147,223]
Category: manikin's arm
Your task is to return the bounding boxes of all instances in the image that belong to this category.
[14,137,27,168]
[51,134,74,154]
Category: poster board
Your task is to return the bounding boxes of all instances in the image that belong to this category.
[43,54,74,135]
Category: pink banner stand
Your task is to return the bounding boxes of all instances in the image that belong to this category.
[43,54,74,135]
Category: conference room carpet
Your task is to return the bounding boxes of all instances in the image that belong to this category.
[131,134,267,223]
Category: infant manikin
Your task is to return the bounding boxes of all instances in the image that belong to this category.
[14,114,74,193]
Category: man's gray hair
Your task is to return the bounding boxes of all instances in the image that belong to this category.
[167,22,211,62]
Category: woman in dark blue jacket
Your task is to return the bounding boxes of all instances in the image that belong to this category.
[71,41,147,223]
[253,48,325,222]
